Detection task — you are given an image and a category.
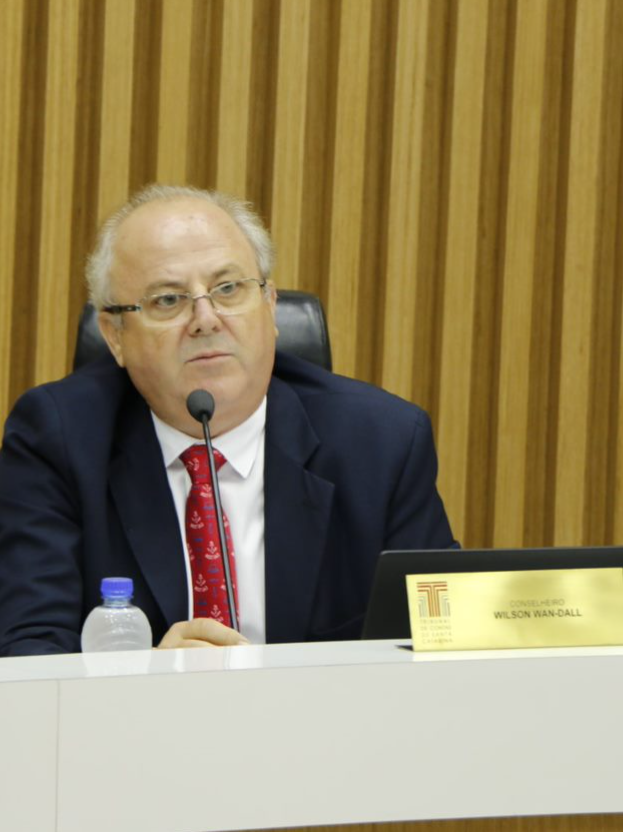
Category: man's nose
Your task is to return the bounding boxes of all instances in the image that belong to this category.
[187,295,221,332]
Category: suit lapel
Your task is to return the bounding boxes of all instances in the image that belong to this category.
[107,373,335,642]
[264,377,335,642]
[109,391,188,628]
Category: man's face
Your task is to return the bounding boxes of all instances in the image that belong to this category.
[98,198,277,438]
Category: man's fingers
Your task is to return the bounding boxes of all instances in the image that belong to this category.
[178,639,221,649]
[183,618,249,645]
[157,618,250,649]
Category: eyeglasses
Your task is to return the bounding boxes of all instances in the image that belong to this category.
[103,278,268,325]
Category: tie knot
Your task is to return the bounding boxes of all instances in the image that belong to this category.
[180,445,226,483]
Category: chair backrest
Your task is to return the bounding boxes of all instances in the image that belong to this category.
[73,290,332,371]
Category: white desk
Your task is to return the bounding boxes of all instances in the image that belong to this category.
[0,641,621,832]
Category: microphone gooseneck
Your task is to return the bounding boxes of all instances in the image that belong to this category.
[185,389,239,632]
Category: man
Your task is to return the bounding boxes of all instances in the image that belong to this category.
[0,184,456,656]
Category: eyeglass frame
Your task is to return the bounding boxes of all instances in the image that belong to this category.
[101,277,270,323]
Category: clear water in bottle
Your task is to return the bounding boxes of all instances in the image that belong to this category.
[81,577,152,652]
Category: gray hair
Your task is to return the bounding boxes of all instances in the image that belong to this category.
[86,184,275,310]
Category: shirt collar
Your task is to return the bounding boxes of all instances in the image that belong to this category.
[151,398,266,479]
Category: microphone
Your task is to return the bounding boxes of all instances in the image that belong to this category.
[186,389,215,423]
[185,390,239,632]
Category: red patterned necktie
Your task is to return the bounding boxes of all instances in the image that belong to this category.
[180,445,239,626]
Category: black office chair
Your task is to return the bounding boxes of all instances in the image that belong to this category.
[73,290,332,371]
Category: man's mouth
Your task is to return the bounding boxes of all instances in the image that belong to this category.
[186,351,231,363]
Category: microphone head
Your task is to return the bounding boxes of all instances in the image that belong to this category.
[186,389,215,423]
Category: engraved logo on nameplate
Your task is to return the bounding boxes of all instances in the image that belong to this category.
[417,581,451,617]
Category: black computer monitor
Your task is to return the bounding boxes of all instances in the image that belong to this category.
[361,546,623,640]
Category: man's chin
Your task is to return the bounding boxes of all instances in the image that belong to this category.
[180,381,235,425]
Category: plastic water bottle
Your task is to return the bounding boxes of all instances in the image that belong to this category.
[81,577,152,652]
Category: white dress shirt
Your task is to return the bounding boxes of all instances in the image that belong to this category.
[151,400,267,644]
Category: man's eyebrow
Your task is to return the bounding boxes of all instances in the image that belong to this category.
[143,267,245,295]
[143,279,187,294]
[210,266,245,281]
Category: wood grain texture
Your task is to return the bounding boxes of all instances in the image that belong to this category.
[436,0,489,537]
[381,0,429,401]
[272,817,623,832]
[293,818,621,832]
[326,0,374,378]
[0,0,620,550]
[216,0,254,196]
[156,0,193,183]
[34,0,80,385]
[0,0,24,419]
[97,0,136,224]
[270,0,312,290]
[494,0,550,546]
[555,0,612,545]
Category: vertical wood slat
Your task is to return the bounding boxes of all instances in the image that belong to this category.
[554,0,611,545]
[9,0,49,405]
[97,0,137,224]
[186,0,223,190]
[612,166,623,544]
[493,0,550,546]
[0,1,24,416]
[216,0,254,197]
[354,0,397,384]
[34,0,81,385]
[521,0,572,549]
[584,0,622,546]
[615,326,623,543]
[463,0,513,548]
[128,0,163,191]
[403,0,456,418]
[381,0,430,402]
[326,0,374,378]
[436,0,490,538]
[156,0,194,183]
[65,0,106,367]
[245,0,280,216]
[270,0,312,290]
[296,0,340,299]
[0,0,621,549]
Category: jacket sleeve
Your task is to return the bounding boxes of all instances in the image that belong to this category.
[384,409,459,551]
[0,387,84,656]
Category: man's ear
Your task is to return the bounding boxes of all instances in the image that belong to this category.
[266,281,278,335]
[98,313,125,367]
[266,280,277,308]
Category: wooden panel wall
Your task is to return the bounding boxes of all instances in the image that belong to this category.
[0,0,621,549]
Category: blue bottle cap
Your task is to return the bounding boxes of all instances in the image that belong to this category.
[100,577,134,599]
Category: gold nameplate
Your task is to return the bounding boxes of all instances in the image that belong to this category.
[406,568,623,651]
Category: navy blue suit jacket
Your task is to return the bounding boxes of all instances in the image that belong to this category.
[0,351,456,656]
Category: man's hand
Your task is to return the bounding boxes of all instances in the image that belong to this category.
[157,618,250,649]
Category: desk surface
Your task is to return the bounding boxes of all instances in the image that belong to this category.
[1,641,622,832]
[1,638,620,681]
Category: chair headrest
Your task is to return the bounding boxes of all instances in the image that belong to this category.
[73,290,332,371]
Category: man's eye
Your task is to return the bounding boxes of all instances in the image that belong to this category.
[213,281,241,297]
[152,294,183,309]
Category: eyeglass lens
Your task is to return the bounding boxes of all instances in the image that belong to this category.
[143,279,263,323]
